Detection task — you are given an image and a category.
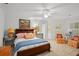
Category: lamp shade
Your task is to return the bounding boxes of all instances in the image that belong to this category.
[7,27,14,33]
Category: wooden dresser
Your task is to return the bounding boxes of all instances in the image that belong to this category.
[0,45,12,56]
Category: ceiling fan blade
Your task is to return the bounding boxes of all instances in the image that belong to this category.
[50,4,64,10]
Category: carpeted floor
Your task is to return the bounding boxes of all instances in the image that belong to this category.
[38,40,79,56]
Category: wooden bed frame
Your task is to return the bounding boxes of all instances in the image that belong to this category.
[15,29,50,56]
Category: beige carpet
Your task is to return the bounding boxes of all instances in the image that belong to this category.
[38,40,79,56]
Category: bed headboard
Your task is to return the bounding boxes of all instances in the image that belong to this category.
[15,29,34,34]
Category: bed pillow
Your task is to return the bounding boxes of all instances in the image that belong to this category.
[24,33,34,39]
[16,33,25,38]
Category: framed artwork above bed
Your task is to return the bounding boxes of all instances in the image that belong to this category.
[19,19,30,29]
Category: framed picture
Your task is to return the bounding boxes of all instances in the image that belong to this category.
[19,19,30,29]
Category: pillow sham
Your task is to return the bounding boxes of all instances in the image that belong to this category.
[24,33,34,39]
[16,33,25,38]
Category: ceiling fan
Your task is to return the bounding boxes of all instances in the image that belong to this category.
[41,3,63,18]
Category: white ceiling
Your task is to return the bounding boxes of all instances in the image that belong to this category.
[4,3,79,19]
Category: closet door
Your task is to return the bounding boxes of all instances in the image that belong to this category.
[40,20,47,39]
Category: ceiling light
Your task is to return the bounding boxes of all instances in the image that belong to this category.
[44,14,48,18]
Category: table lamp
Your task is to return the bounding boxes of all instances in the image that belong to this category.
[7,27,14,39]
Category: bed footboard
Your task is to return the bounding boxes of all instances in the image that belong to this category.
[17,43,50,56]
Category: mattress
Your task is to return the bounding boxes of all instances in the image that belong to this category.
[14,42,48,56]
[14,38,49,56]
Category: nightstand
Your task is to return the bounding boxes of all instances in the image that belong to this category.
[4,39,14,47]
[3,36,15,47]
[36,33,43,39]
[0,45,12,56]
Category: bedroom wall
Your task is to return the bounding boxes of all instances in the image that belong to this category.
[46,16,79,40]
[4,4,48,39]
[5,11,47,39]
[4,10,44,30]
[4,6,41,29]
[0,4,5,47]
[4,4,79,40]
[4,11,79,40]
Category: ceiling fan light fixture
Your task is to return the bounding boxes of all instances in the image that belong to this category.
[44,14,48,18]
